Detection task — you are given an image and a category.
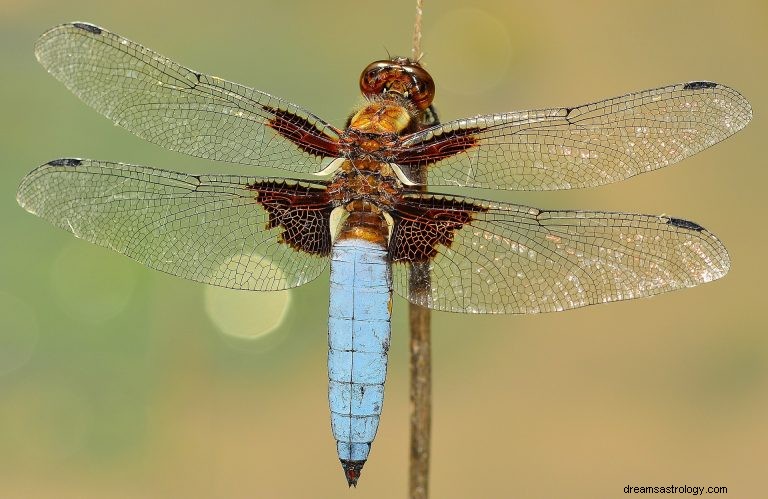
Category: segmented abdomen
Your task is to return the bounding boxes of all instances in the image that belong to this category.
[328,237,392,469]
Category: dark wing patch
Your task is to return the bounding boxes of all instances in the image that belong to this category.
[250,181,333,256]
[264,106,341,159]
[389,195,488,263]
[392,127,480,170]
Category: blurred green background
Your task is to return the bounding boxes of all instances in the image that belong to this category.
[1,1,766,497]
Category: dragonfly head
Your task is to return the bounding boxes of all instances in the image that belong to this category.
[359,57,435,110]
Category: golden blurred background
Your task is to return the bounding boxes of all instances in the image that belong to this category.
[1,1,766,497]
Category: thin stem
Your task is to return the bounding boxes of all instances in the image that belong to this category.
[409,292,431,499]
[411,0,424,61]
[409,2,431,497]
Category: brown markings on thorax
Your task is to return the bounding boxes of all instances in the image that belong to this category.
[263,94,479,180]
[342,101,481,182]
[390,196,489,263]
[326,159,399,208]
[339,101,411,161]
[349,102,412,134]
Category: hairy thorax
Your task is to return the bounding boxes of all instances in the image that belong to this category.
[329,100,415,211]
[326,159,400,211]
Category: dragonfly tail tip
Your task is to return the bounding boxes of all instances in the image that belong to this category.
[340,459,366,487]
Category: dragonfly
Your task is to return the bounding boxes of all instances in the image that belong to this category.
[18,22,751,487]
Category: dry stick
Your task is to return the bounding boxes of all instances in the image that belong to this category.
[409,267,431,499]
[408,2,431,498]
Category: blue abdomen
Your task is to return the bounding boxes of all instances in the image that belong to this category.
[328,236,392,476]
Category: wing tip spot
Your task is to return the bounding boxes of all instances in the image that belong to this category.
[72,22,102,35]
[48,158,83,167]
[667,217,704,232]
[683,81,717,90]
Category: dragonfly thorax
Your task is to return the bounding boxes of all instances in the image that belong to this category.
[347,103,413,135]
[327,160,400,210]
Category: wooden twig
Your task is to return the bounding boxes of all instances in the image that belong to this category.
[408,3,431,495]
[408,267,431,499]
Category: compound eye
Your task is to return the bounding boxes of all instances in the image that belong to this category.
[359,60,435,110]
[360,60,396,99]
[402,64,435,110]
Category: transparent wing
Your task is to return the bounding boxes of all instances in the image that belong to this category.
[391,194,729,313]
[34,22,342,172]
[17,159,334,290]
[395,82,751,190]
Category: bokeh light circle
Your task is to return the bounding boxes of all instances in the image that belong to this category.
[204,254,291,341]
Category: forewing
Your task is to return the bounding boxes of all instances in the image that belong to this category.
[391,194,729,313]
[395,82,751,190]
[17,159,333,290]
[34,22,342,172]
